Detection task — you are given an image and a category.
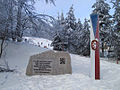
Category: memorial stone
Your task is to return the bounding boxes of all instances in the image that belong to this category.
[26,50,72,76]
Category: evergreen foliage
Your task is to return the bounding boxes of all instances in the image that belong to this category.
[1,0,120,58]
[81,19,90,56]
[112,0,120,33]
[52,5,90,56]
[111,0,120,60]
[92,0,112,56]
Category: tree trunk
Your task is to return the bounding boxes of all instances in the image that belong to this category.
[16,0,23,42]
[101,38,104,57]
[0,38,5,58]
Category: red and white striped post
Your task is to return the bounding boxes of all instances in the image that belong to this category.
[90,13,100,80]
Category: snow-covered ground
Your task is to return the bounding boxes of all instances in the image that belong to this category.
[0,41,120,90]
[23,37,53,49]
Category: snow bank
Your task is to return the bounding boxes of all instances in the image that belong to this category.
[0,41,120,90]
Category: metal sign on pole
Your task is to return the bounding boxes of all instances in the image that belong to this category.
[90,13,100,80]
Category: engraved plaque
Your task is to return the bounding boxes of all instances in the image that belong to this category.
[32,60,52,74]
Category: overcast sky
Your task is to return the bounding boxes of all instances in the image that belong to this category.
[34,0,113,22]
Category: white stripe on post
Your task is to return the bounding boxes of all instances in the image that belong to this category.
[90,19,95,79]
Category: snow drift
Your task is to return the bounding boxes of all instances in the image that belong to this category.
[0,41,120,90]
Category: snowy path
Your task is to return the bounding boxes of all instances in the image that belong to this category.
[23,37,53,49]
[0,42,120,90]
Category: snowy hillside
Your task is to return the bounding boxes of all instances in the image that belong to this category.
[23,37,53,49]
[0,42,120,90]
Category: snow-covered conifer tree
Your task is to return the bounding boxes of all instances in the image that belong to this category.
[52,12,68,51]
[92,0,111,56]
[51,34,63,51]
[65,5,76,32]
[111,0,120,59]
[80,18,90,56]
[65,5,76,53]
[112,0,120,33]
[74,19,83,54]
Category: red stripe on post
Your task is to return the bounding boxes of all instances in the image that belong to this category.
[95,18,100,80]
[95,47,100,79]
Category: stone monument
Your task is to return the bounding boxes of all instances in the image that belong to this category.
[26,50,72,76]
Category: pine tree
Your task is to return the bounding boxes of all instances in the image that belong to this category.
[51,34,63,51]
[92,0,111,57]
[112,0,120,33]
[65,5,76,53]
[59,12,69,51]
[80,18,90,56]
[65,5,76,31]
[52,12,68,51]
[76,19,83,33]
[53,5,77,53]
[111,0,120,60]
[60,12,65,26]
[74,19,83,54]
